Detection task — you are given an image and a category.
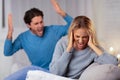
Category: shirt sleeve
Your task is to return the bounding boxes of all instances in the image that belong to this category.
[4,35,22,56]
[50,14,73,36]
[94,51,118,65]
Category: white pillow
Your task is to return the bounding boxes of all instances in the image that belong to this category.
[79,63,120,80]
[26,70,75,80]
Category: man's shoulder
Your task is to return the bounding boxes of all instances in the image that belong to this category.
[18,30,29,37]
[21,30,29,34]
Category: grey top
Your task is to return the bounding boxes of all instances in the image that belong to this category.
[49,35,118,79]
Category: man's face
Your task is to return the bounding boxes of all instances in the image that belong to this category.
[28,16,44,36]
[73,28,89,50]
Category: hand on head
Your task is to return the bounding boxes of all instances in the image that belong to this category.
[88,33,94,47]
[67,31,74,52]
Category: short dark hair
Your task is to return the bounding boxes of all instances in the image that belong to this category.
[24,8,44,24]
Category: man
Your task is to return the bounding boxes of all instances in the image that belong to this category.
[4,0,72,79]
[4,0,72,70]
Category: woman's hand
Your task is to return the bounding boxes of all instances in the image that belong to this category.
[88,34,94,47]
[66,32,74,52]
[88,33,103,56]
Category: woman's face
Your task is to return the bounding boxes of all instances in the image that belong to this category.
[73,28,89,50]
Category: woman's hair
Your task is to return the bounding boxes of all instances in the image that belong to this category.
[68,16,99,46]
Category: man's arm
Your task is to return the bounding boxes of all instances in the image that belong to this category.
[4,14,21,56]
[51,0,66,17]
[50,0,73,36]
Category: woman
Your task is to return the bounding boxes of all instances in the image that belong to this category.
[49,16,119,79]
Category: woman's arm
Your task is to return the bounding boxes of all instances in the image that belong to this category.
[49,36,72,76]
[88,35,118,65]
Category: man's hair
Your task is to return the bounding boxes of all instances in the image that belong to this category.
[24,8,44,24]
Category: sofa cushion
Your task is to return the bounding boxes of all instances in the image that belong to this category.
[79,63,120,80]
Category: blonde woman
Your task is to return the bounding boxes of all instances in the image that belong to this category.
[49,16,119,79]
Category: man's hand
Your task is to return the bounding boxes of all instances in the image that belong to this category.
[51,0,66,17]
[7,14,13,39]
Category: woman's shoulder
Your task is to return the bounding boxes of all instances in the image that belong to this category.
[59,35,68,43]
[56,35,68,48]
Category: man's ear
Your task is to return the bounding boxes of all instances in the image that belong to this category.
[27,24,30,28]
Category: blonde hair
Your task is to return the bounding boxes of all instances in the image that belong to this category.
[68,16,99,46]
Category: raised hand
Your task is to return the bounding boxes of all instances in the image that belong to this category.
[7,14,13,39]
[51,0,66,17]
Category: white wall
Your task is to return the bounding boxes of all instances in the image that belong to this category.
[0,0,1,28]
[93,0,120,54]
[0,0,12,79]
